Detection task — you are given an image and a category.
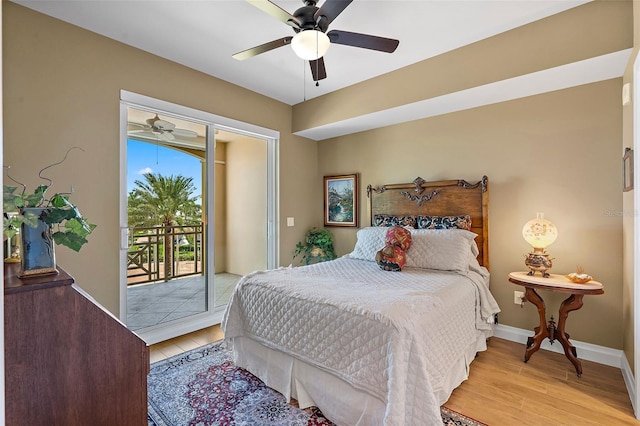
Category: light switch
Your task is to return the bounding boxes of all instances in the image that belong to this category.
[622,83,631,106]
[287,217,295,227]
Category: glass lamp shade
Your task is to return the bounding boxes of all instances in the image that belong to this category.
[522,213,558,252]
[291,30,330,60]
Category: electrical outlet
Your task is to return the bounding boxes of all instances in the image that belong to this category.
[514,291,525,305]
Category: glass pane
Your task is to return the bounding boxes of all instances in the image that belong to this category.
[125,107,208,331]
[213,131,268,308]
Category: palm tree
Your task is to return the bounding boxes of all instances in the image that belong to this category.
[128,173,200,228]
[128,173,201,279]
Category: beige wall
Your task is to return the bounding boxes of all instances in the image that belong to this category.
[225,137,268,276]
[621,0,640,373]
[293,1,632,133]
[302,0,630,351]
[3,1,634,353]
[2,2,319,315]
[319,80,624,349]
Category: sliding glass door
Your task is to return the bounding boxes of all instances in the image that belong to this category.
[120,91,278,344]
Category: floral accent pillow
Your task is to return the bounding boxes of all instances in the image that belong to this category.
[376,226,412,271]
[373,214,416,228]
[416,214,472,231]
[375,245,407,272]
[384,225,412,251]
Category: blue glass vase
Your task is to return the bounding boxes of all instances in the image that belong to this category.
[19,208,57,277]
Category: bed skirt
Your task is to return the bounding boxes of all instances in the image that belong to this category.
[227,330,492,426]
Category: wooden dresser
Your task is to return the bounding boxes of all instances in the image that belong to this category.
[4,263,149,425]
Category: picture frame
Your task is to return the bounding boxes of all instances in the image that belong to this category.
[623,148,634,192]
[324,173,358,227]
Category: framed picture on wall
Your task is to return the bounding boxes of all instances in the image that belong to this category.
[324,174,358,227]
[623,147,634,192]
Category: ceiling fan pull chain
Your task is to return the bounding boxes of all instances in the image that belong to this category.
[315,32,320,87]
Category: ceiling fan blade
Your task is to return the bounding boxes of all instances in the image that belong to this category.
[314,0,352,28]
[127,122,151,130]
[248,0,301,28]
[233,36,293,60]
[172,129,198,138]
[309,57,327,81]
[327,30,399,53]
[159,132,175,141]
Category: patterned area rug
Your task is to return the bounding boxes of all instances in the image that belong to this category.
[148,341,486,426]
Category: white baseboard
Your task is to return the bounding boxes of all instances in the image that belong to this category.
[621,351,637,413]
[493,324,624,368]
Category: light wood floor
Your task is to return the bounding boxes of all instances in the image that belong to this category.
[150,326,639,425]
[149,325,224,364]
[447,337,639,425]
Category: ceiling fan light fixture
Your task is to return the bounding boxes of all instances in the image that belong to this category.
[291,30,330,60]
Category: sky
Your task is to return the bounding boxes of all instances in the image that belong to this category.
[327,177,353,196]
[127,139,203,200]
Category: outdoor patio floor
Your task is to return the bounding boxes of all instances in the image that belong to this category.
[126,273,241,331]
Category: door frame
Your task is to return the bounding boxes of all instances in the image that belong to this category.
[119,90,279,344]
[634,53,640,418]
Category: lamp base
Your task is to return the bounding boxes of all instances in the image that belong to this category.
[524,252,553,278]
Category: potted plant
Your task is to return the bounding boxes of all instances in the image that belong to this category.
[3,151,96,276]
[293,227,337,265]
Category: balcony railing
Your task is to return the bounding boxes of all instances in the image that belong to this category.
[126,224,204,285]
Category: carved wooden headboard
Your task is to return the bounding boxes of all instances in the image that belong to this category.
[367,176,489,269]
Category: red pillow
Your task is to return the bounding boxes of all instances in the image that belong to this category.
[385,226,412,251]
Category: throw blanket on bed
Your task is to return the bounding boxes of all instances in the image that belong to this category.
[223,257,500,425]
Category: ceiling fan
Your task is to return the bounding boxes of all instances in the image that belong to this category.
[233,0,399,82]
[128,114,198,141]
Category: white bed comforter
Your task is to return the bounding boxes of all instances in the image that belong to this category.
[223,257,500,425]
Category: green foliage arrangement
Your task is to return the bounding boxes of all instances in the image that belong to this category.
[3,149,96,252]
[293,227,337,265]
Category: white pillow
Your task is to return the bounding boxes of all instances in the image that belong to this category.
[348,227,388,261]
[471,239,480,257]
[405,229,478,274]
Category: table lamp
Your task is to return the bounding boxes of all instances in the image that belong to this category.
[522,213,557,277]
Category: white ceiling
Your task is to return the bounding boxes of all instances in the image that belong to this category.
[14,0,592,106]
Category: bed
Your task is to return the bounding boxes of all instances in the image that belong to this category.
[222,176,500,425]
